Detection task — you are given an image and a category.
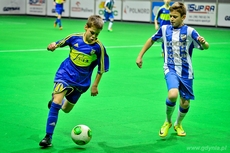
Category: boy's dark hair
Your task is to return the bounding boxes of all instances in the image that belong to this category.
[86,15,104,30]
[169,2,186,17]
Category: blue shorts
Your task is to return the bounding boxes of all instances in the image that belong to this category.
[53,81,89,104]
[55,8,64,15]
[55,4,64,15]
[165,71,194,100]
[104,11,114,21]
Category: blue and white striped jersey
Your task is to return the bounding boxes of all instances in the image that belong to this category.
[104,0,115,11]
[152,25,204,79]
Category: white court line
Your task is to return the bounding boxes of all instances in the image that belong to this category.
[0,22,27,25]
[0,42,229,53]
[0,45,152,53]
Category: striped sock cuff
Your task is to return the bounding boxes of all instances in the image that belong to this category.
[166,99,176,107]
[179,106,190,113]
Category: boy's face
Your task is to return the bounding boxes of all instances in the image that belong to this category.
[170,10,185,28]
[84,25,101,44]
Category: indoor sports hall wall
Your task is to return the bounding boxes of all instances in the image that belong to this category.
[0,0,229,27]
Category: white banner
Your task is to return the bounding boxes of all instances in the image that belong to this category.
[47,0,69,17]
[184,2,216,26]
[70,0,94,18]
[217,3,230,27]
[122,1,151,22]
[95,0,122,20]
[26,0,46,15]
[0,0,26,14]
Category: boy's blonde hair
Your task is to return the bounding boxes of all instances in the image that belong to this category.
[169,2,186,16]
[86,15,104,30]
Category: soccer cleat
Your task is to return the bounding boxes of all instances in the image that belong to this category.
[174,124,186,136]
[39,135,52,147]
[54,23,57,28]
[59,27,63,30]
[161,52,164,57]
[108,28,112,32]
[159,122,172,137]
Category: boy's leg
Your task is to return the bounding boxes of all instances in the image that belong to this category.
[39,91,67,147]
[159,72,179,137]
[108,14,114,31]
[62,87,83,113]
[174,98,190,136]
[174,78,193,136]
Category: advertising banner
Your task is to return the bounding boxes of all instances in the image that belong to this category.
[122,1,151,22]
[0,0,26,14]
[26,0,46,15]
[47,0,69,17]
[70,0,94,18]
[217,3,230,27]
[95,0,122,20]
[184,2,216,26]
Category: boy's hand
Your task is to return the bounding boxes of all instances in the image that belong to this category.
[136,57,143,68]
[47,42,57,51]
[91,85,98,96]
[197,36,206,44]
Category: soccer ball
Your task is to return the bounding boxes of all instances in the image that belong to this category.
[71,124,92,145]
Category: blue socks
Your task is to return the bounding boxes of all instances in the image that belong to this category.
[46,102,62,138]
[55,19,62,27]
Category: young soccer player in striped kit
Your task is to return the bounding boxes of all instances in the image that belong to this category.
[136,2,209,137]
[104,0,115,32]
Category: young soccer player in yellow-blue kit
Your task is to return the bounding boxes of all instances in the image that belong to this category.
[39,15,109,147]
[53,0,65,30]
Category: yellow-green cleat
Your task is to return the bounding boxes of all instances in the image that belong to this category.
[174,124,186,136]
[159,122,172,137]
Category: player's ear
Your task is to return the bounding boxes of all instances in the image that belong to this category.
[182,15,186,21]
[84,24,88,31]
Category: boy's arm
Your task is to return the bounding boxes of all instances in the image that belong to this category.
[154,8,161,30]
[154,19,159,30]
[104,1,111,13]
[197,36,209,49]
[136,38,154,68]
[47,34,73,51]
[91,73,102,96]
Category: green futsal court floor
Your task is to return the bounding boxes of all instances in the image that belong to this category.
[0,15,229,153]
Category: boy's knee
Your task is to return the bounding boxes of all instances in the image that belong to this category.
[168,88,178,101]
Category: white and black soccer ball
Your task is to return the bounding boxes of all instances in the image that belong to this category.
[71,124,92,145]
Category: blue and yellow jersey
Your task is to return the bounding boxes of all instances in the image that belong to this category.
[54,33,109,87]
[155,5,171,27]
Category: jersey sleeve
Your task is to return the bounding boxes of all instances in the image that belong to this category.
[151,27,163,42]
[55,34,75,48]
[95,42,109,74]
[190,29,203,50]
[104,0,109,7]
